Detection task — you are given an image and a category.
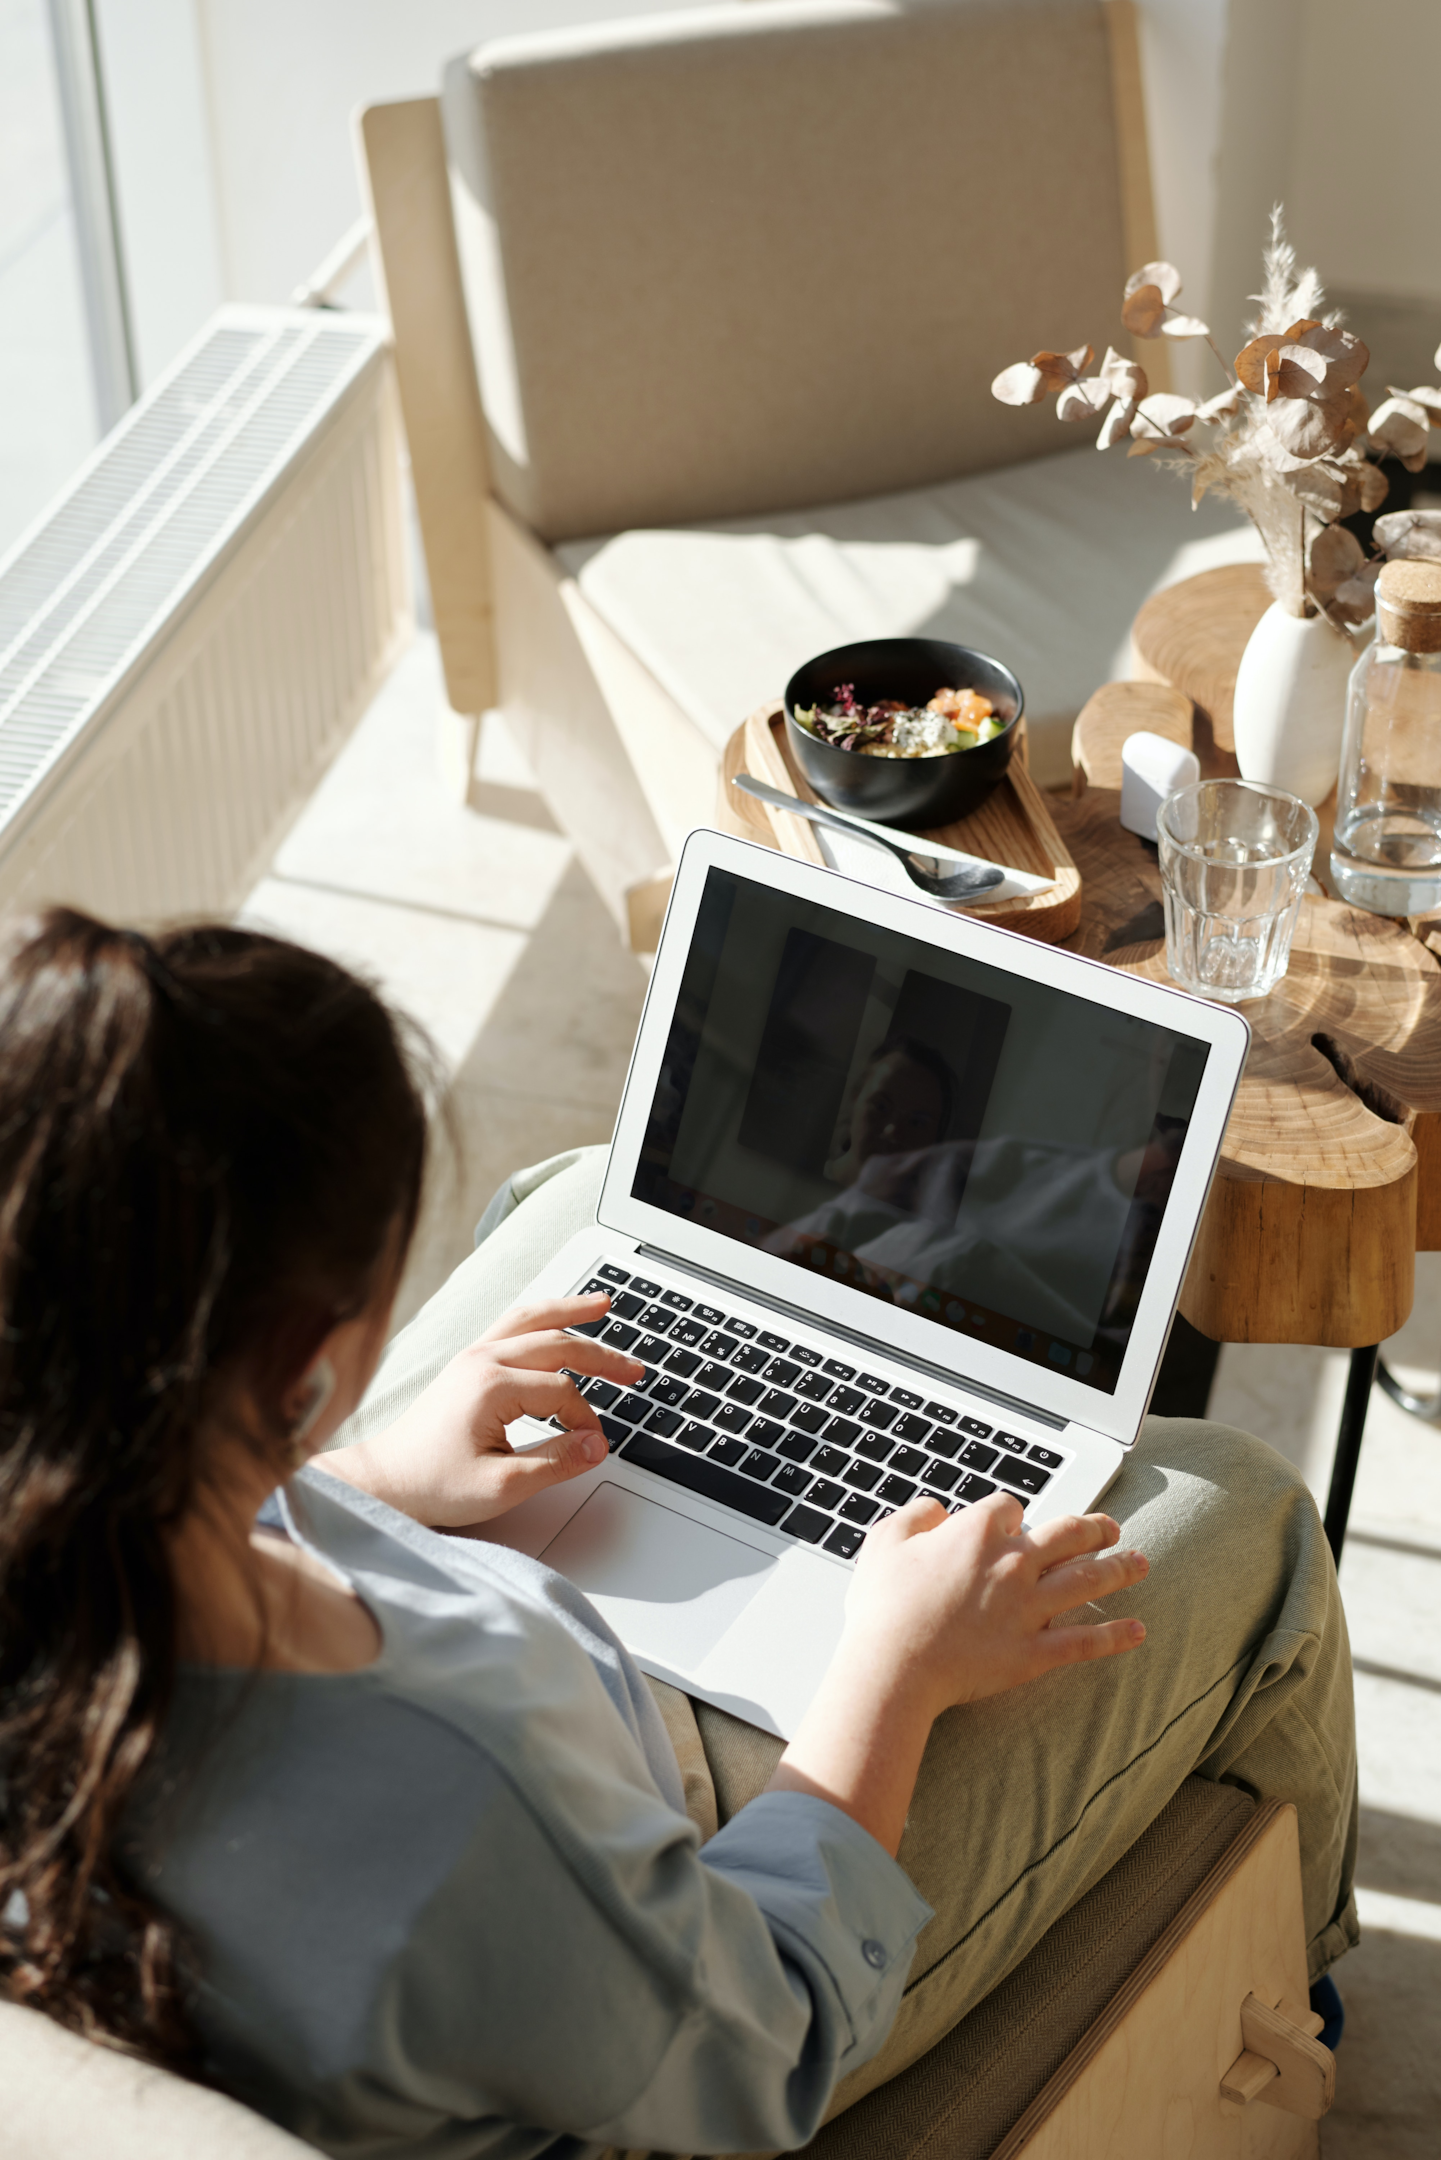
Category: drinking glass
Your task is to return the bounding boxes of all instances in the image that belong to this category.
[1157,781,1318,1002]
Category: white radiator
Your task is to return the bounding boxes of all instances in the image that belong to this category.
[0,305,411,926]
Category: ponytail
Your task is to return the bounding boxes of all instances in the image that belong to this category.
[0,909,428,2064]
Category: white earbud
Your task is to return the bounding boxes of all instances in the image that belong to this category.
[288,1356,336,1460]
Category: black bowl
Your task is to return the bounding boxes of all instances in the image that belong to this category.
[784,637,1023,828]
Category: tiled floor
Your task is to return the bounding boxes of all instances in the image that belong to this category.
[242,630,1441,2156]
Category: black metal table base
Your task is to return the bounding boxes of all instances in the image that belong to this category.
[1323,1346,1379,1566]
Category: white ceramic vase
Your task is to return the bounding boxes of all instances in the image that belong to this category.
[1231,601,1357,806]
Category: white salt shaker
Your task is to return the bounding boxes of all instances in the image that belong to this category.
[1120,731,1200,842]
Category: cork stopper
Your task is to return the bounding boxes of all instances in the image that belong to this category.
[1377,557,1441,653]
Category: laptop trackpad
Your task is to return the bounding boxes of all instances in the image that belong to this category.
[539,1482,775,1668]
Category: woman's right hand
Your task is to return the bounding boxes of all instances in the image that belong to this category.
[842,1492,1149,1720]
[765,1495,1148,1855]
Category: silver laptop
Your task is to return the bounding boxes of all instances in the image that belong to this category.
[481,828,1250,1737]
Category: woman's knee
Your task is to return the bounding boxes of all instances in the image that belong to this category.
[1110,1415,1325,1583]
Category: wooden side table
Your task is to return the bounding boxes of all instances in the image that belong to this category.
[1068,666,1441,1558]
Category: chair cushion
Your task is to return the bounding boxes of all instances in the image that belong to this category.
[0,2000,311,2160]
[443,0,1129,541]
[557,446,1265,784]
[795,1776,1257,2160]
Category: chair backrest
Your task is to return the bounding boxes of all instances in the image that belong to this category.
[0,1999,311,2160]
[441,0,1155,544]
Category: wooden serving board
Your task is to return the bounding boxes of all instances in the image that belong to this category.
[719,704,1082,945]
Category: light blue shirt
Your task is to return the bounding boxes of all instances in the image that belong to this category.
[133,1470,932,2157]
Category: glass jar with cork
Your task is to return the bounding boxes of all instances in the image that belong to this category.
[1330,558,1441,915]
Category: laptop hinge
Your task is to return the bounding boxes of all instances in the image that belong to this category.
[636,1243,1069,1433]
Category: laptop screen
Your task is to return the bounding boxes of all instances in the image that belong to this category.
[632,866,1211,1397]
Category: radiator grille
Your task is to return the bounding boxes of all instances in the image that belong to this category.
[0,306,409,922]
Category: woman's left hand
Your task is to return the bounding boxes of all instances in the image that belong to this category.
[314,1293,643,1527]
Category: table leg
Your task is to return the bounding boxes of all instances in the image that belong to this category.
[1323,1346,1379,1566]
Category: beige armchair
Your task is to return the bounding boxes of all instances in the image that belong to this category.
[357,0,1261,947]
[1,1780,1333,2157]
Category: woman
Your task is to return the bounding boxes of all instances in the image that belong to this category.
[0,911,1357,2157]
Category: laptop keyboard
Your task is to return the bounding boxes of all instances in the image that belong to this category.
[561,1261,1071,1565]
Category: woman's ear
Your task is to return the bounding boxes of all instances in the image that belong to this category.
[289,1358,336,1443]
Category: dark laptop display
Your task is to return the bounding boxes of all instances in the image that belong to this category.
[633,867,1210,1395]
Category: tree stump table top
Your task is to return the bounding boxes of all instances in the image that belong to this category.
[1063,670,1441,1349]
[1128,562,1271,757]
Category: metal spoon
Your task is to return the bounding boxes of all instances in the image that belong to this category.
[732,773,1007,901]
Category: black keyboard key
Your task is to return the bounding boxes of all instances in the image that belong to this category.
[860,1399,898,1431]
[700,1330,733,1358]
[727,1374,764,1405]
[758,1331,790,1354]
[791,1345,822,1368]
[955,1472,997,1504]
[1029,1444,1064,1470]
[648,1374,690,1408]
[601,1320,640,1351]
[959,1439,999,1473]
[694,1303,724,1324]
[808,1479,845,1512]
[661,1289,692,1310]
[773,1462,813,1497]
[732,1342,771,1374]
[675,1421,712,1452]
[843,1459,882,1492]
[925,1401,957,1424]
[857,1372,887,1395]
[993,1431,1028,1455]
[638,1303,673,1332]
[695,1361,732,1392]
[614,1391,651,1424]
[994,1457,1050,1495]
[777,1430,817,1464]
[581,1277,612,1296]
[669,1318,707,1348]
[758,1388,797,1420]
[889,1386,923,1410]
[645,1406,683,1438]
[598,1263,630,1285]
[622,1429,791,1525]
[599,1414,630,1450]
[580,1378,620,1411]
[631,1278,661,1298]
[926,1423,963,1459]
[636,1334,669,1364]
[824,1358,856,1381]
[921,1487,952,1510]
[888,1446,928,1479]
[823,1416,861,1449]
[708,1434,748,1467]
[810,1445,848,1479]
[721,1316,757,1339]
[740,1447,781,1483]
[765,1358,801,1388]
[856,1431,893,1463]
[824,1523,866,1559]
[923,1458,962,1493]
[682,1389,720,1420]
[828,1386,864,1417]
[610,1290,644,1320]
[892,1413,930,1446]
[839,1493,880,1525]
[785,1505,830,1545]
[795,1370,832,1401]
[568,1315,607,1337]
[713,1402,753,1436]
[877,1473,917,1506]
[959,1415,993,1439]
[789,1402,828,1435]
[664,1347,701,1379]
[748,1417,785,1450]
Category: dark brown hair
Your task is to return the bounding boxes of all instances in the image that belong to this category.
[0,909,429,2066]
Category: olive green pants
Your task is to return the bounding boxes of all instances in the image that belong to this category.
[344,1147,1358,2136]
